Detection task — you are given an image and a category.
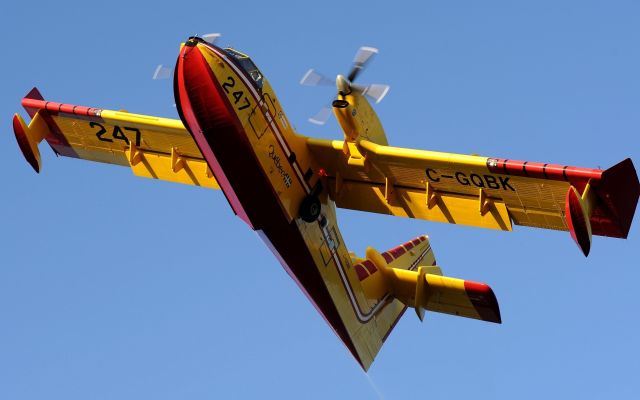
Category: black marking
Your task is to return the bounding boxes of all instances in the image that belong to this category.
[522,161,529,177]
[542,163,549,179]
[503,159,510,175]
[441,174,453,179]
[288,152,296,163]
[311,180,324,196]
[563,165,569,181]
[303,168,313,182]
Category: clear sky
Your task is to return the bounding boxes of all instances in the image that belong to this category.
[1,1,639,399]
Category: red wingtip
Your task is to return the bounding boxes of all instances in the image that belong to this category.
[565,187,591,257]
[592,158,640,239]
[464,281,502,324]
[12,114,40,173]
[23,87,45,118]
[25,87,44,101]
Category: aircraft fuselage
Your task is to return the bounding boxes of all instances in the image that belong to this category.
[174,37,400,367]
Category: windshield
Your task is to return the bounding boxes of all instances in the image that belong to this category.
[223,48,264,89]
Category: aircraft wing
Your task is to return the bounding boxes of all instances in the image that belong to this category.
[307,138,639,255]
[13,88,218,189]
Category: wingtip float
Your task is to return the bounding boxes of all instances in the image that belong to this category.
[12,35,638,370]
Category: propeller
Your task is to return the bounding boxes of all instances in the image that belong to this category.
[152,33,222,80]
[152,64,172,80]
[347,46,379,82]
[308,105,333,125]
[301,46,390,125]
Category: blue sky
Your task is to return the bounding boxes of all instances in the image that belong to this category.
[1,1,639,399]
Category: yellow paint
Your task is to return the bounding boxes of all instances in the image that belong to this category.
[334,93,388,145]
[196,42,312,223]
[129,151,218,188]
[19,38,621,372]
[13,112,50,171]
[358,238,483,323]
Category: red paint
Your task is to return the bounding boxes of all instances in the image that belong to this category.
[382,252,394,263]
[464,281,501,323]
[565,187,591,256]
[22,87,44,118]
[362,260,377,274]
[19,88,79,159]
[389,246,406,259]
[355,264,369,281]
[590,158,639,239]
[12,114,39,173]
[175,41,363,367]
[22,97,101,118]
[175,44,253,228]
[488,158,602,183]
[487,157,639,242]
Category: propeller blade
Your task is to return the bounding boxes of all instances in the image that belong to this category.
[300,69,334,86]
[308,105,333,125]
[351,83,390,103]
[362,84,390,104]
[202,33,221,44]
[347,46,378,82]
[152,64,173,80]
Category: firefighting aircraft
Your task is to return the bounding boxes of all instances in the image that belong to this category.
[12,36,639,370]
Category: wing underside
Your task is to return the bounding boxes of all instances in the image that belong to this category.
[13,87,218,189]
[307,138,639,252]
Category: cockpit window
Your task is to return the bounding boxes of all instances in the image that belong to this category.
[223,48,264,89]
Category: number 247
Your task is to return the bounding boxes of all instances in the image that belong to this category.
[90,122,141,147]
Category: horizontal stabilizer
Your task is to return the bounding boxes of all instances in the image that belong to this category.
[357,235,501,326]
[422,274,501,323]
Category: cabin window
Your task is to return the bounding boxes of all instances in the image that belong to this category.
[223,48,264,89]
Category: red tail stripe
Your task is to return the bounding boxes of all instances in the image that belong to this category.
[389,246,406,259]
[354,264,369,281]
[362,260,377,274]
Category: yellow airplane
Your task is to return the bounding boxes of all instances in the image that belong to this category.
[12,36,639,370]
